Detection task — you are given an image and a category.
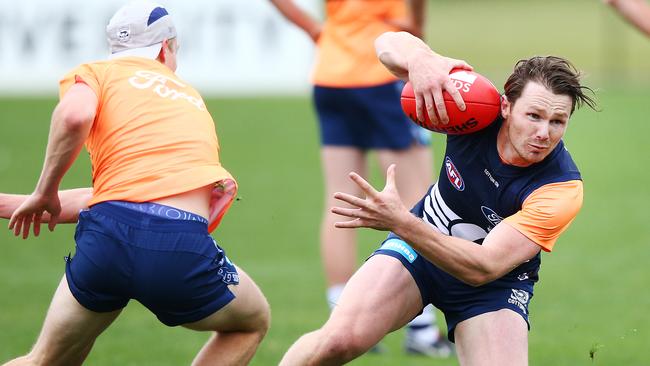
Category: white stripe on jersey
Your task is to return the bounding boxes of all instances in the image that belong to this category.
[424,194,449,234]
[422,183,488,243]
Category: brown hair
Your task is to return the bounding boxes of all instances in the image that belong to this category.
[503,56,597,114]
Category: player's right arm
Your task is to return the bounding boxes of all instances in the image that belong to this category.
[269,0,322,42]
[374,31,472,124]
[605,0,650,37]
[0,188,93,224]
[8,83,97,239]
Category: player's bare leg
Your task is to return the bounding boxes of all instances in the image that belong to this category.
[320,147,367,301]
[184,267,270,366]
[279,255,423,365]
[454,309,528,366]
[2,276,121,366]
[377,145,454,357]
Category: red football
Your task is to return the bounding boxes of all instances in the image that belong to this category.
[401,69,501,135]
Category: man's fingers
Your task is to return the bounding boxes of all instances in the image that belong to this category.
[348,172,379,197]
[8,213,17,231]
[386,164,397,188]
[333,192,367,208]
[21,215,33,239]
[48,213,59,232]
[450,59,473,71]
[423,92,436,124]
[415,92,425,123]
[12,216,23,237]
[445,79,466,112]
[433,88,449,124]
[334,219,364,229]
[33,213,42,237]
[331,206,371,220]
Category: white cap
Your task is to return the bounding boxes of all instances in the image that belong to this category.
[106,1,177,59]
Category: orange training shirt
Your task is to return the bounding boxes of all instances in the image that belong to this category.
[313,0,407,87]
[59,57,236,232]
[504,180,583,252]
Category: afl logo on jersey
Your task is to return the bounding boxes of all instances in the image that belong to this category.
[445,157,464,191]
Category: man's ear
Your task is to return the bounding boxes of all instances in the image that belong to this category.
[500,94,510,119]
[158,39,169,62]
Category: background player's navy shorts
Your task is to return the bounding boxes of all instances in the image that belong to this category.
[371,235,535,342]
[314,81,431,149]
[65,201,239,326]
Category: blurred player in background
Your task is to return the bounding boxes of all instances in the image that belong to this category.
[278,31,597,365]
[604,0,650,36]
[269,0,454,357]
[0,2,269,365]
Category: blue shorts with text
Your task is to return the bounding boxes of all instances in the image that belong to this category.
[65,201,239,326]
[371,234,535,342]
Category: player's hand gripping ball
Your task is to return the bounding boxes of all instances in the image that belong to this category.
[401,70,501,135]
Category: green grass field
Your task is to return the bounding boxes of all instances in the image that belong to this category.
[1,0,650,365]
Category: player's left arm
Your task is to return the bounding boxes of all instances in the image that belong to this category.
[0,188,93,223]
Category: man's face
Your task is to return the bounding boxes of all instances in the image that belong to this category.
[498,81,573,166]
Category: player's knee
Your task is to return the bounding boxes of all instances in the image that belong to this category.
[242,292,271,338]
[318,327,374,361]
[253,297,271,336]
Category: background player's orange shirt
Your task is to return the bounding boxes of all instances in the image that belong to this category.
[59,57,236,231]
[313,0,407,87]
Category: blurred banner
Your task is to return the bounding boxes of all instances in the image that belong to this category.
[0,0,319,96]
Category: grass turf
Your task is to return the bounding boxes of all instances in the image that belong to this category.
[1,0,650,364]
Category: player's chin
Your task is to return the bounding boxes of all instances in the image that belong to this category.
[526,150,550,164]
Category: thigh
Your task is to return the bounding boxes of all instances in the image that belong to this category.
[322,255,423,344]
[182,266,269,333]
[321,146,367,202]
[454,309,528,366]
[29,275,121,366]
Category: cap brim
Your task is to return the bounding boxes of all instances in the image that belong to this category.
[108,42,162,60]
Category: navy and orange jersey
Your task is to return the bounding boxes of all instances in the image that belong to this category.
[418,119,583,284]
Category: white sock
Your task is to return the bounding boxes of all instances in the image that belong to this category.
[407,304,440,343]
[326,284,346,310]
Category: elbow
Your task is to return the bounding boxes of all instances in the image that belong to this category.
[462,274,490,287]
[460,265,502,287]
[56,104,94,132]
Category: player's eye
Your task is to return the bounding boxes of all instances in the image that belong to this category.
[527,113,540,121]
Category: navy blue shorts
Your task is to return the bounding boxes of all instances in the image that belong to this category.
[314,81,431,149]
[65,201,239,326]
[371,235,534,342]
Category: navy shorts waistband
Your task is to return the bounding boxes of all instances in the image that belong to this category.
[105,200,208,224]
[88,201,208,233]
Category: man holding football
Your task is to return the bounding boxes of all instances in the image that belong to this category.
[279,31,596,366]
[0,2,269,365]
[268,0,454,356]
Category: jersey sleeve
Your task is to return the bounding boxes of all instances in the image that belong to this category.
[503,180,583,252]
[59,63,101,100]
